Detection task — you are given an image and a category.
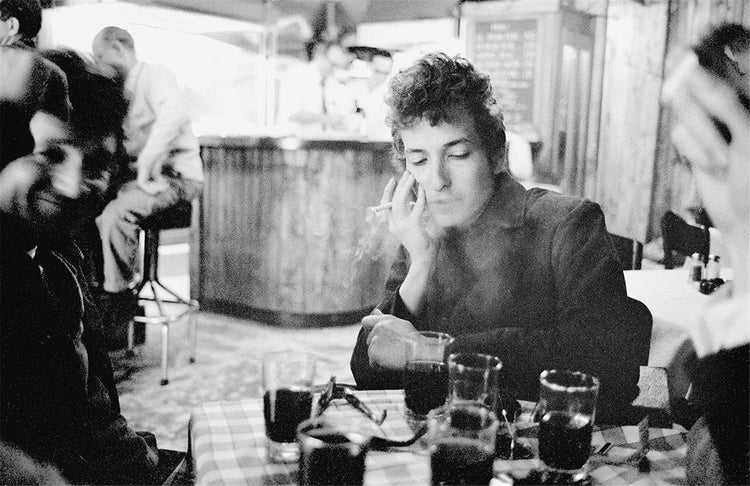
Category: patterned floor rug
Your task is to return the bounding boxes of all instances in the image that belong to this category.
[111,310,361,452]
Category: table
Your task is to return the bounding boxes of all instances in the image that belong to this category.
[188,389,687,486]
[624,268,732,398]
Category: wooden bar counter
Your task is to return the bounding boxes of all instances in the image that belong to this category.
[192,134,395,327]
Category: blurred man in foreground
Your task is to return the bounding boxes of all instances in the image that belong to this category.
[0,46,159,484]
[662,23,749,486]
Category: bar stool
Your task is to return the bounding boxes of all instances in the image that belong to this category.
[127,200,199,385]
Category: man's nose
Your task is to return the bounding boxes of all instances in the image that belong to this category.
[428,158,450,190]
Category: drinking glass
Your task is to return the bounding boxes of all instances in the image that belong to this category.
[403,331,455,422]
[447,353,503,410]
[427,403,499,486]
[297,416,372,486]
[262,351,317,462]
[537,370,600,481]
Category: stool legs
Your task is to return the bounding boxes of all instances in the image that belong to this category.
[131,227,198,385]
[160,322,170,386]
[190,310,197,364]
[131,278,198,385]
[126,321,136,358]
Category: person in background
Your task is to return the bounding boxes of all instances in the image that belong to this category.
[661,23,749,486]
[0,46,159,484]
[350,52,653,423]
[91,26,204,328]
[0,0,42,48]
[277,38,359,132]
[353,48,394,139]
[0,0,68,163]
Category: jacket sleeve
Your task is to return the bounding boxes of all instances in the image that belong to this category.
[688,345,749,485]
[74,247,159,485]
[350,246,415,389]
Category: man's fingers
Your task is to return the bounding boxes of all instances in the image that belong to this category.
[379,177,397,206]
[412,184,426,214]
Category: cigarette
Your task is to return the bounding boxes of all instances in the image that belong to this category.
[368,201,416,214]
[369,202,393,213]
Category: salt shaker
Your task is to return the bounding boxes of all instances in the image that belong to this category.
[705,254,721,280]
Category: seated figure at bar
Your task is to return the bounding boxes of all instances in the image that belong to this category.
[0,47,159,484]
[350,52,652,423]
[91,26,204,328]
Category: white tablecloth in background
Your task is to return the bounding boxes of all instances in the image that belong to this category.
[624,268,732,398]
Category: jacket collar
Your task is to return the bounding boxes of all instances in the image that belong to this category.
[468,171,527,231]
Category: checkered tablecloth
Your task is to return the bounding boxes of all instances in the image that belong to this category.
[188,390,687,486]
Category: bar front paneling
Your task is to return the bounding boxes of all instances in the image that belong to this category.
[193,136,395,327]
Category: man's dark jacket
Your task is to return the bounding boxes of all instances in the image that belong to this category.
[0,226,157,484]
[351,173,652,423]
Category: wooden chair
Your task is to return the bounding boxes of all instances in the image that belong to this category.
[660,211,710,269]
[608,233,644,270]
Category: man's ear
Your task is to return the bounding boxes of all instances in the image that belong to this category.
[5,16,20,37]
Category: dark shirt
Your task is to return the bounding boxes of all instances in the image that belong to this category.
[0,222,157,484]
[687,344,749,485]
[350,173,652,423]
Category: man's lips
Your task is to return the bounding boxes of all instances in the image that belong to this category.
[427,198,454,208]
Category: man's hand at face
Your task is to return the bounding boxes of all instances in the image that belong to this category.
[136,168,168,195]
[363,311,419,371]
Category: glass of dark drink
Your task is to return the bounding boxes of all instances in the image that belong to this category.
[297,417,371,486]
[537,370,599,481]
[427,403,499,486]
[404,331,455,424]
[262,351,317,462]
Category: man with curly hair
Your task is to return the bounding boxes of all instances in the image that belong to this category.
[350,53,652,423]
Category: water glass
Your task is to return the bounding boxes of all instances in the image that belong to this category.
[403,331,455,421]
[447,352,503,410]
[537,369,600,480]
[262,351,317,462]
[427,403,499,486]
[297,416,371,486]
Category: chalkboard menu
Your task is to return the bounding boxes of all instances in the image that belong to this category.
[470,18,538,129]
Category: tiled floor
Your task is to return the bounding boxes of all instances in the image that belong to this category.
[114,244,360,452]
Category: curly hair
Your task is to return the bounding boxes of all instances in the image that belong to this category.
[0,0,42,43]
[385,52,506,171]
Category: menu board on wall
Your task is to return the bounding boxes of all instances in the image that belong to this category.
[470,18,538,130]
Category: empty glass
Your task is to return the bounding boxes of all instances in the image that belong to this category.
[447,352,503,410]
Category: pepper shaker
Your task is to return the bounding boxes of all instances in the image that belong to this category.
[687,253,704,283]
